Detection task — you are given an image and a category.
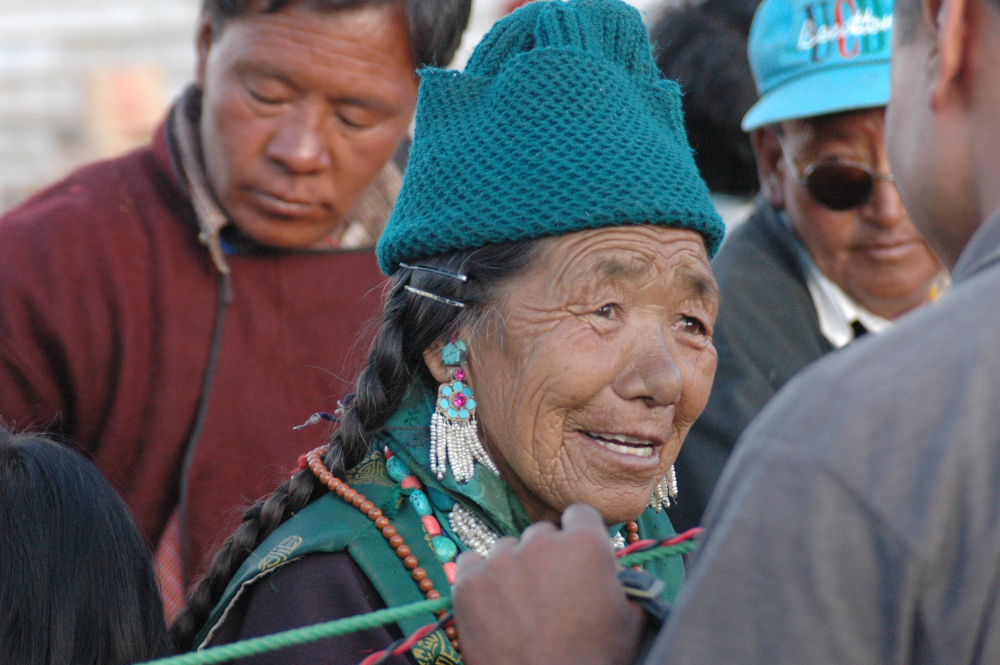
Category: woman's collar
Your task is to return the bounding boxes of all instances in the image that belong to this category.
[379,383,533,537]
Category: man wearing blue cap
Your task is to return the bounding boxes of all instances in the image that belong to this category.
[452,0,1000,659]
[670,0,945,532]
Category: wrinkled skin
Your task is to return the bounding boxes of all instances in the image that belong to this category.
[752,108,942,320]
[195,2,418,248]
[425,225,719,525]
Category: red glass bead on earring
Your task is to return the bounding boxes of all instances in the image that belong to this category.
[453,368,466,381]
[452,392,467,408]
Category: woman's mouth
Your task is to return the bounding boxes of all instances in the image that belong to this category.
[584,432,657,457]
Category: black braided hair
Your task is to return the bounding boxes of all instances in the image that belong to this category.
[170,239,540,652]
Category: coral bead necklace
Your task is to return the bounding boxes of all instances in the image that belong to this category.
[304,444,643,656]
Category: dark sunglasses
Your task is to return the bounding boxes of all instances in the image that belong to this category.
[779,138,895,211]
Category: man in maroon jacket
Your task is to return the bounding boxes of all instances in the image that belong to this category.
[0,0,470,615]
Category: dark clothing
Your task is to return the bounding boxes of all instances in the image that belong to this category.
[649,210,1000,664]
[200,390,685,665]
[0,123,386,579]
[208,553,412,665]
[669,200,832,532]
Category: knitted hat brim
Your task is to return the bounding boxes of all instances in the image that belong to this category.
[377,46,723,274]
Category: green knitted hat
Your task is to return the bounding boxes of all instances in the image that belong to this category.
[376,0,724,275]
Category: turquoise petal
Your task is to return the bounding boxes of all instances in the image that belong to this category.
[466,399,476,410]
[441,385,452,397]
[448,408,458,418]
[453,381,463,391]
[408,490,432,517]
[463,387,473,397]
[439,399,449,410]
[386,456,410,483]
[458,409,468,419]
[432,536,458,563]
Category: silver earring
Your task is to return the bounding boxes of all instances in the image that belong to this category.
[429,341,500,483]
[649,465,679,512]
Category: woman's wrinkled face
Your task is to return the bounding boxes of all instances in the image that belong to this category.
[461,226,718,525]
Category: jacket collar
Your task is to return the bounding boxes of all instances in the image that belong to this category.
[379,384,534,537]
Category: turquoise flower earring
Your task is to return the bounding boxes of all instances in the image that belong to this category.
[429,340,500,483]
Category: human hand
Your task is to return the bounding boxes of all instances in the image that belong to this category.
[452,504,644,665]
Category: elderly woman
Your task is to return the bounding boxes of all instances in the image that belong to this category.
[169,1,724,663]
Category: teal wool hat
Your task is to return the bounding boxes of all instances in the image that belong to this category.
[376,0,724,274]
[741,0,894,131]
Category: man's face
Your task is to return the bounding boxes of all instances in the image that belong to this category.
[887,10,978,269]
[767,108,942,319]
[196,2,419,248]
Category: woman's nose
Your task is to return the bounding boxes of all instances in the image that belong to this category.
[614,332,683,408]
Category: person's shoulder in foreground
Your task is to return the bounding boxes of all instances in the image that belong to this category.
[653,208,1000,663]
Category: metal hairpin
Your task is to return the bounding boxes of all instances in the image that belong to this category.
[399,262,468,282]
[404,285,466,309]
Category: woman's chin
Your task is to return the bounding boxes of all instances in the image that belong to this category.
[556,489,656,526]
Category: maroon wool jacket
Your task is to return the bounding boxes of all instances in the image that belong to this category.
[0,124,387,580]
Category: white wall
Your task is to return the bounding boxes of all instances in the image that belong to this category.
[0,0,661,211]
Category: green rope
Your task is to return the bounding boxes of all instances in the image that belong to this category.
[139,541,696,665]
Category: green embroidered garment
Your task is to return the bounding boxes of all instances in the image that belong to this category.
[196,386,685,664]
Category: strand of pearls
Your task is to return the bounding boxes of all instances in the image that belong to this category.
[448,504,499,557]
[648,465,679,512]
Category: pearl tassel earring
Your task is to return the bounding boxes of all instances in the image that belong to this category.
[429,341,500,483]
[649,465,679,512]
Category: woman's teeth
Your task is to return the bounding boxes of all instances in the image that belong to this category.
[586,432,655,457]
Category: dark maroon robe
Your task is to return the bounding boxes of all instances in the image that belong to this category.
[0,122,386,580]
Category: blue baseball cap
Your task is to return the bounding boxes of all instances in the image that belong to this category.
[741,0,894,131]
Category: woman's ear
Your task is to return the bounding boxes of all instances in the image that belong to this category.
[423,342,453,384]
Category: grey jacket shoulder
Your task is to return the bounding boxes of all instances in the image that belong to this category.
[654,238,1000,665]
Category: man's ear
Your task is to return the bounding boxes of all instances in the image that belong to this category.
[195,14,215,90]
[928,0,971,111]
[751,126,787,209]
[423,342,453,384]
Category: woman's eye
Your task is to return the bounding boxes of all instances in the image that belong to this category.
[678,315,707,335]
[595,304,616,318]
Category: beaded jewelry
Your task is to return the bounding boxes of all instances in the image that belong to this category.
[304,446,462,653]
[648,465,679,512]
[429,340,500,483]
[448,504,499,557]
[305,443,645,655]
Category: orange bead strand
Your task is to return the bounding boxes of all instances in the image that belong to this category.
[304,446,460,653]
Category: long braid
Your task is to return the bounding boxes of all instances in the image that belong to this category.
[169,240,539,652]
